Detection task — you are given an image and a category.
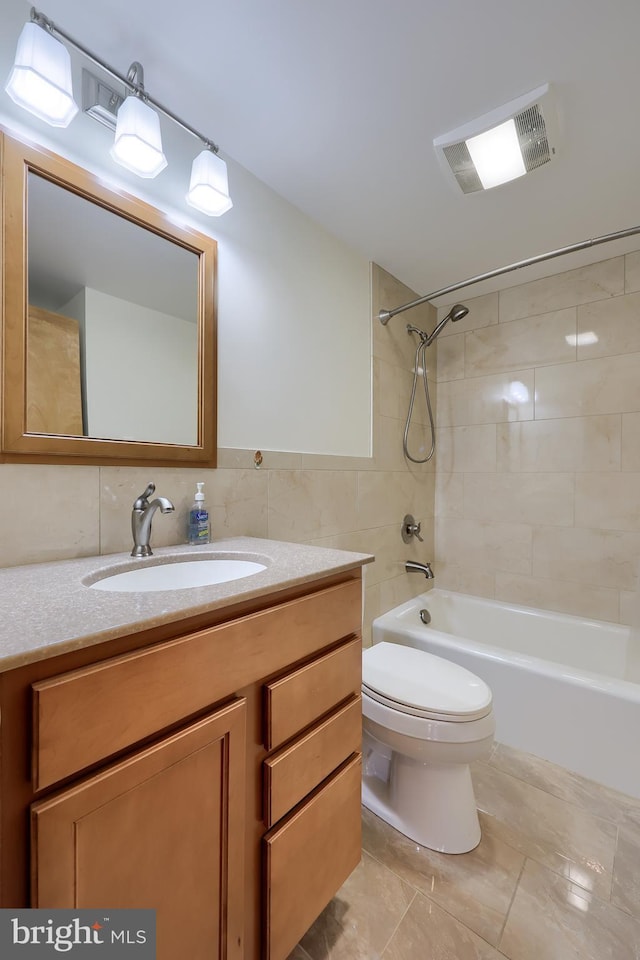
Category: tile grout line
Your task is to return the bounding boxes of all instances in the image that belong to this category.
[496,854,527,950]
[378,889,417,958]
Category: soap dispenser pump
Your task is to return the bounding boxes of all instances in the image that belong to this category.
[188,482,210,545]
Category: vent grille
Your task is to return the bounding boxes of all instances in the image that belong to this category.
[440,98,555,194]
[442,142,483,194]
[515,103,551,171]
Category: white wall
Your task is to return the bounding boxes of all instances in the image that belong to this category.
[83,289,198,444]
[62,288,197,444]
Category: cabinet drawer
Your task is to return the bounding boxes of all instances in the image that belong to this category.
[32,578,361,791]
[263,754,362,960]
[264,636,361,751]
[264,696,361,827]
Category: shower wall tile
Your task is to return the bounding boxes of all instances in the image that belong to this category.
[532,526,640,591]
[625,250,640,293]
[499,257,624,323]
[620,412,640,471]
[436,517,532,576]
[434,472,464,519]
[373,265,434,370]
[309,522,428,591]
[575,473,640,531]
[464,473,575,527]
[437,291,499,336]
[357,470,434,529]
[267,469,358,541]
[577,291,640,359]
[496,416,621,473]
[372,415,403,472]
[534,354,640,420]
[436,424,497,473]
[619,590,637,627]
[434,248,640,624]
[464,308,576,377]
[436,369,534,427]
[0,465,100,567]
[435,331,465,381]
[434,561,496,599]
[495,572,620,622]
[375,357,430,425]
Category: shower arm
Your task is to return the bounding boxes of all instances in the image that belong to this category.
[378,223,640,323]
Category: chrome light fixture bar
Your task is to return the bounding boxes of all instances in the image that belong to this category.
[5,7,232,213]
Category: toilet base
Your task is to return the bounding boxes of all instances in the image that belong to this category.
[362,742,482,854]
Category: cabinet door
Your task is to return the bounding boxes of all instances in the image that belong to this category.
[31,700,246,960]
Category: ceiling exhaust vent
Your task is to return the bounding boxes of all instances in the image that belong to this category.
[434,84,559,194]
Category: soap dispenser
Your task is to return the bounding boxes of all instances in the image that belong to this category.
[188,482,210,545]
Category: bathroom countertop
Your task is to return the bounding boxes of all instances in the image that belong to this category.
[0,537,373,673]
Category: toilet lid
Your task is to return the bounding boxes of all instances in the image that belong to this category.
[362,642,492,721]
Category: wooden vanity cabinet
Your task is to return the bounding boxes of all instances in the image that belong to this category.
[0,570,364,960]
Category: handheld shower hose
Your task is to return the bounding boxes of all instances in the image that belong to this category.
[402,304,468,463]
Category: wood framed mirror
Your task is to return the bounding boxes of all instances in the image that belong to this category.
[1,131,217,466]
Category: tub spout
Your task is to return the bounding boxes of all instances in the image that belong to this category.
[405,561,434,579]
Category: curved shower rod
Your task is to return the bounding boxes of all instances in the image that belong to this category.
[378,223,640,324]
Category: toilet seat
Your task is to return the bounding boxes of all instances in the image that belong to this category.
[362,642,492,722]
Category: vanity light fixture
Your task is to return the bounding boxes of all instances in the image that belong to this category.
[187,145,233,216]
[109,62,167,179]
[4,15,78,127]
[5,7,232,213]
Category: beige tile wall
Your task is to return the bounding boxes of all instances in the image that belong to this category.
[0,264,436,643]
[435,249,640,623]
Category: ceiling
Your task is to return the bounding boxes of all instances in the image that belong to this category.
[5,0,640,302]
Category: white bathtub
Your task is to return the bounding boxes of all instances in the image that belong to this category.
[372,589,640,799]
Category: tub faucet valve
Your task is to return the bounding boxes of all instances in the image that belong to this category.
[402,514,423,543]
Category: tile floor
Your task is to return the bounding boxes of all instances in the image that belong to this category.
[290,742,640,959]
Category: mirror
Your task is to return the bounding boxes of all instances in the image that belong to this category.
[1,131,217,466]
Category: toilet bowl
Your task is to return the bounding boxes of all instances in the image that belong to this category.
[362,641,495,854]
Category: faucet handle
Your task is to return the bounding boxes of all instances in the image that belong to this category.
[133,482,156,511]
[402,514,424,543]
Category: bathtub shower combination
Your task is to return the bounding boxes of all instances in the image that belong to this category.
[371,589,640,799]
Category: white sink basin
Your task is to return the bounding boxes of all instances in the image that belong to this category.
[90,557,267,593]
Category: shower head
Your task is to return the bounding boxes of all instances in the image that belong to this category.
[422,302,469,345]
[449,304,469,323]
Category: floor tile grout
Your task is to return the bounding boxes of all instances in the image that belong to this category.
[496,853,527,951]
[379,889,417,958]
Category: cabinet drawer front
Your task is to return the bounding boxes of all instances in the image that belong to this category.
[263,754,362,960]
[264,696,361,827]
[264,636,361,751]
[32,577,361,791]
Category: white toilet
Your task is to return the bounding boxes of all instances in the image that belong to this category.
[362,641,495,854]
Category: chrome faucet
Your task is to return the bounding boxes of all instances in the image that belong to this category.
[131,483,175,557]
[405,561,434,579]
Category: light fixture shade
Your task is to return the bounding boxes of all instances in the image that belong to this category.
[5,21,78,127]
[466,118,526,190]
[186,149,233,216]
[110,95,167,178]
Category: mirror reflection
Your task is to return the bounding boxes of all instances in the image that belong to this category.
[27,172,200,445]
